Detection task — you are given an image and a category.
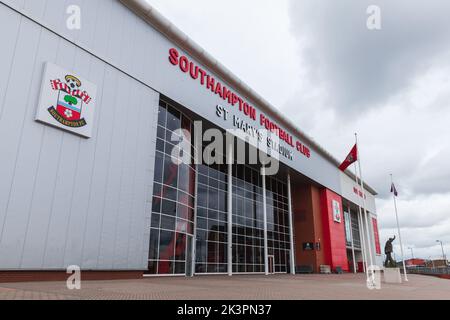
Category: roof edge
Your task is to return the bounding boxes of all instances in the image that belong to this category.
[119,0,378,196]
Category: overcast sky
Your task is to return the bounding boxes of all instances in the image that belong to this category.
[148,0,450,260]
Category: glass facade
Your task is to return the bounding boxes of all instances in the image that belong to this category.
[350,210,361,249]
[149,99,293,276]
[231,163,265,273]
[344,207,362,250]
[265,176,291,273]
[148,100,196,275]
[195,161,228,274]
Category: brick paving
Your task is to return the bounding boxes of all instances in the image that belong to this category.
[0,274,449,300]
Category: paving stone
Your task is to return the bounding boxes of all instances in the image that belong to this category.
[0,274,449,300]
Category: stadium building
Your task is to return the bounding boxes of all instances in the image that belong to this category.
[0,0,382,281]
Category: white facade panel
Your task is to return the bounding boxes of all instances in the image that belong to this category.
[339,171,377,214]
[1,0,343,194]
[0,2,159,270]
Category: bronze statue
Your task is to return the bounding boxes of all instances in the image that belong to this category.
[384,236,397,268]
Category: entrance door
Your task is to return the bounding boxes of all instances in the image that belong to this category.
[286,251,291,274]
[268,255,275,274]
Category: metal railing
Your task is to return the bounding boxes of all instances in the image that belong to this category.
[406,266,450,275]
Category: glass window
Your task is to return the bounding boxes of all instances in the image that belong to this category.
[197,207,207,218]
[152,197,161,214]
[163,155,178,189]
[158,260,174,275]
[161,199,177,217]
[197,218,207,230]
[196,240,207,263]
[148,229,159,260]
[175,262,186,275]
[147,100,196,275]
[164,186,177,202]
[178,164,191,193]
[151,213,160,229]
[198,184,208,208]
[198,173,208,185]
[177,204,189,220]
[151,100,294,276]
[166,106,181,132]
[157,126,165,140]
[176,218,189,234]
[160,215,176,231]
[156,138,165,153]
[153,152,164,183]
[175,233,187,261]
[158,104,167,127]
[158,230,175,261]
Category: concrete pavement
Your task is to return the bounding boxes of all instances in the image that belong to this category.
[0,274,449,300]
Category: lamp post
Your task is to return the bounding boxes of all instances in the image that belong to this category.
[436,240,447,266]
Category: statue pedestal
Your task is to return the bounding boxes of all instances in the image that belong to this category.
[383,268,402,284]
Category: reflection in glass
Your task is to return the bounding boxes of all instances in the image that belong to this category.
[147,100,196,275]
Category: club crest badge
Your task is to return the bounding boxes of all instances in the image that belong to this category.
[345,154,354,163]
[36,62,97,138]
[332,199,342,223]
[48,75,91,128]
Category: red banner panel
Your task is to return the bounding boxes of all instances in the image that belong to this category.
[320,189,349,272]
[372,218,381,255]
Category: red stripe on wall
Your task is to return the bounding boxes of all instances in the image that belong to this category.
[372,218,382,255]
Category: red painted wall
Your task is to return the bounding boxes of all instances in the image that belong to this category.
[292,184,326,273]
[320,189,349,272]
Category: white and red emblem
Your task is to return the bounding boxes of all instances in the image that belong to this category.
[48,75,92,127]
[36,62,97,138]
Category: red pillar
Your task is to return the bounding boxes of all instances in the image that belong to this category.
[320,189,349,272]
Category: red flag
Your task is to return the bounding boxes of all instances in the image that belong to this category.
[339,144,358,172]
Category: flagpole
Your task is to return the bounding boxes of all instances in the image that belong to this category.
[391,174,408,282]
[355,134,375,275]
[358,212,367,273]
[354,162,368,274]
[348,202,357,274]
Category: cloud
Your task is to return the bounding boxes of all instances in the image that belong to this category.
[147,0,299,108]
[377,194,450,229]
[285,0,450,259]
[378,192,450,260]
[284,0,450,197]
[147,0,450,261]
[288,0,450,116]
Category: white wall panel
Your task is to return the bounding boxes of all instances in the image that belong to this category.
[61,48,96,269]
[1,0,344,194]
[77,59,109,270]
[16,30,60,269]
[339,172,377,214]
[0,17,43,268]
[23,0,47,20]
[41,39,79,270]
[0,2,158,270]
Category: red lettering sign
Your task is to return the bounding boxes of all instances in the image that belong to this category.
[168,48,311,160]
